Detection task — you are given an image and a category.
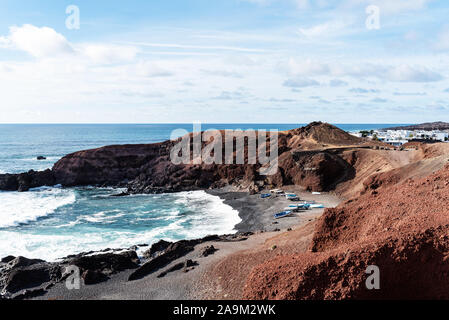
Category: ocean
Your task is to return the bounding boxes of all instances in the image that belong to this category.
[0,123,407,261]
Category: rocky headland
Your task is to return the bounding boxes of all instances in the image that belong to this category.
[0,122,383,194]
[1,122,449,300]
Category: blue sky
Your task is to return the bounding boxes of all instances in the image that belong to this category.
[0,0,448,123]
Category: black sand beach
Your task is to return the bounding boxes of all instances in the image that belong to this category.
[26,188,340,300]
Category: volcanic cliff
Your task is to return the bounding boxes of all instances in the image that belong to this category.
[0,122,374,194]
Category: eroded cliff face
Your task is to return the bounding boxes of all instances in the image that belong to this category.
[0,122,368,194]
[243,163,449,300]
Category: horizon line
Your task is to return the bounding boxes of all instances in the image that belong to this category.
[0,122,417,125]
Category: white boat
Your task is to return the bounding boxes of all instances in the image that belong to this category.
[285,194,300,201]
[270,189,284,194]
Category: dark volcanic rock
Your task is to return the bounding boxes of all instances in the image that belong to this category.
[0,251,141,299]
[0,170,56,192]
[2,262,61,295]
[65,251,139,275]
[129,240,196,281]
[1,256,16,264]
[0,175,19,191]
[144,239,173,259]
[82,270,109,285]
[8,256,45,268]
[200,245,218,257]
[129,234,245,281]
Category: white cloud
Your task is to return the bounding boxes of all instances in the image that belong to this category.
[329,79,348,87]
[3,24,73,58]
[349,87,380,93]
[387,65,443,82]
[283,78,320,87]
[134,61,174,77]
[287,58,330,75]
[286,58,443,83]
[298,20,350,38]
[83,44,139,64]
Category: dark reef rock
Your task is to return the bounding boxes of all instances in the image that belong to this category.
[0,170,56,192]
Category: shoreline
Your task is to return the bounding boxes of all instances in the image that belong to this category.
[208,187,341,234]
[1,187,341,300]
[39,188,340,300]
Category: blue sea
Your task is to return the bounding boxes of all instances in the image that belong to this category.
[0,123,407,261]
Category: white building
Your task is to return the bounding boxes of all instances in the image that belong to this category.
[434,132,448,142]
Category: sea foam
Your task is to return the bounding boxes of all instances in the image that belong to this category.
[0,189,241,261]
[0,187,76,228]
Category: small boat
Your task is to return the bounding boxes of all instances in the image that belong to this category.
[260,193,271,199]
[310,204,325,208]
[270,189,284,194]
[285,194,300,201]
[312,192,321,195]
[274,210,293,219]
[288,203,311,210]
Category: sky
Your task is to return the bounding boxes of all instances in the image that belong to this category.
[0,0,449,123]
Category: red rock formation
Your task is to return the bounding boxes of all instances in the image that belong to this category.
[243,164,449,300]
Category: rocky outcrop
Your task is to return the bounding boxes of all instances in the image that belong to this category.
[243,163,449,300]
[0,257,61,298]
[0,170,55,192]
[278,150,353,192]
[62,251,140,277]
[0,122,365,194]
[129,234,250,281]
[200,245,218,257]
[382,121,449,131]
[0,250,140,298]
